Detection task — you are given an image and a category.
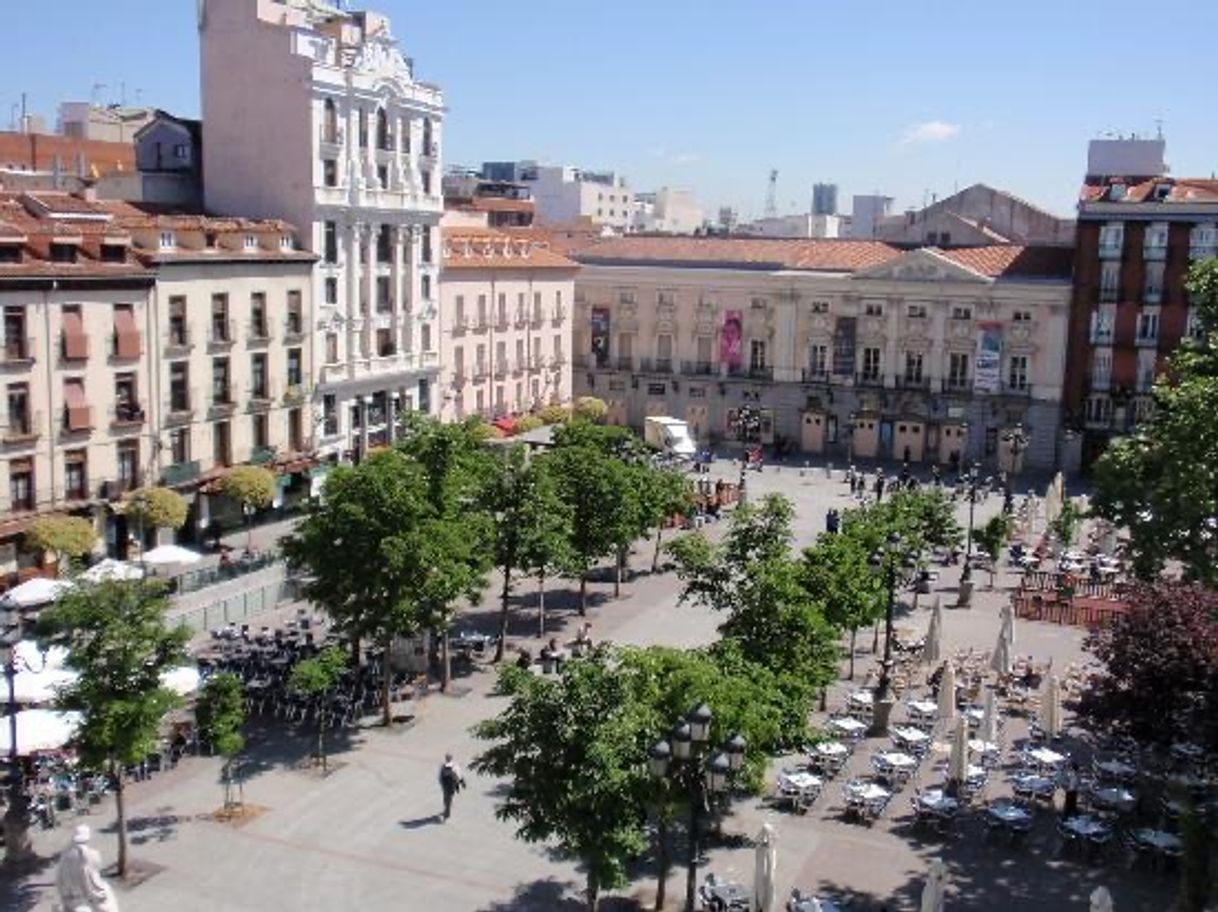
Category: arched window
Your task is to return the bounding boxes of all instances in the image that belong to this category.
[422,118,433,156]
[322,98,338,143]
[376,108,390,151]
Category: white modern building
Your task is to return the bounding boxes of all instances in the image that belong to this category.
[850,194,895,239]
[742,213,846,239]
[631,188,704,234]
[486,162,633,230]
[200,0,445,461]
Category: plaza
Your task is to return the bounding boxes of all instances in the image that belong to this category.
[0,461,1180,910]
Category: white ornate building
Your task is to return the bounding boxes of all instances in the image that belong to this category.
[200,0,444,460]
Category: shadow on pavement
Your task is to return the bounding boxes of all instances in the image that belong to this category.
[476,877,644,911]
[0,856,53,912]
[398,815,442,830]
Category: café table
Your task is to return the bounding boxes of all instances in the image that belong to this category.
[848,690,874,708]
[969,739,1001,761]
[1010,773,1056,802]
[1088,784,1137,814]
[843,778,892,820]
[828,716,869,739]
[986,798,1033,832]
[906,700,938,726]
[1133,828,1183,856]
[701,878,749,910]
[873,750,918,780]
[1025,746,1067,771]
[1093,757,1137,781]
[1060,813,1113,855]
[891,725,931,753]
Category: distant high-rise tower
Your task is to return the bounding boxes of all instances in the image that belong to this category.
[812,183,838,216]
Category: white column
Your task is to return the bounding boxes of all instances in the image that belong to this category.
[363,222,376,359]
[393,224,407,352]
[403,225,418,355]
[388,391,401,442]
[344,221,360,364]
[360,395,372,459]
[393,113,407,191]
[345,100,361,191]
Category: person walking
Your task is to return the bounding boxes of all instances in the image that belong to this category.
[439,753,466,822]
[1060,760,1081,819]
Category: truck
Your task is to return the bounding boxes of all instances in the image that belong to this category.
[643,416,697,460]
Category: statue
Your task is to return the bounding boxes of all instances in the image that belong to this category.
[55,825,119,912]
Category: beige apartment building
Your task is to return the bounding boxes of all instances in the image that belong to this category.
[0,191,314,584]
[567,237,1073,470]
[438,227,577,421]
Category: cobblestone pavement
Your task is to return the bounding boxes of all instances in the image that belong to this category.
[3,461,1173,911]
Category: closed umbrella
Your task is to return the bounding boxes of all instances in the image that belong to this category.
[753,821,777,912]
[0,577,72,609]
[937,662,957,722]
[979,689,997,744]
[999,602,1015,654]
[922,600,943,666]
[1038,675,1062,738]
[0,709,83,755]
[990,630,1011,677]
[141,544,202,566]
[920,858,947,912]
[1089,886,1113,912]
[948,715,968,787]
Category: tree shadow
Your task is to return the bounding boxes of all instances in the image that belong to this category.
[228,717,364,784]
[100,805,187,846]
[475,877,644,912]
[0,855,54,912]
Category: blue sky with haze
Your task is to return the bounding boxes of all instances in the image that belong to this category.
[7,0,1216,219]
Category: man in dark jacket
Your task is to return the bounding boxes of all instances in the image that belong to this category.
[439,753,465,821]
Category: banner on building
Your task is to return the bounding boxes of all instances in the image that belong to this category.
[591,306,610,367]
[721,310,743,369]
[974,321,1003,393]
[832,317,857,377]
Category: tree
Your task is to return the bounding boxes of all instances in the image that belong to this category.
[195,672,246,808]
[36,580,189,878]
[516,415,544,433]
[637,467,693,572]
[124,487,188,550]
[572,395,608,423]
[282,450,441,724]
[547,445,623,614]
[26,515,95,572]
[288,647,347,772]
[1077,583,1218,751]
[473,653,651,912]
[537,404,570,425]
[801,532,885,679]
[975,513,1014,588]
[515,453,574,641]
[220,465,276,551]
[1091,257,1218,585]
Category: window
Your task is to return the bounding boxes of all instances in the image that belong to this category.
[1099,222,1123,256]
[422,118,433,155]
[1137,310,1159,343]
[1012,310,1032,323]
[951,305,972,321]
[421,170,431,196]
[323,221,338,264]
[280,235,293,251]
[810,300,829,314]
[63,449,87,500]
[948,353,970,389]
[421,323,431,352]
[861,347,881,381]
[250,292,268,337]
[1099,261,1121,302]
[358,108,368,148]
[114,373,139,421]
[286,291,303,335]
[322,98,339,143]
[907,304,927,318]
[325,333,338,364]
[288,408,302,452]
[243,234,257,251]
[0,244,21,264]
[376,225,392,263]
[1092,349,1112,386]
[287,348,302,386]
[324,277,338,305]
[1085,395,1112,424]
[250,353,268,399]
[808,344,827,377]
[421,274,431,301]
[3,306,27,360]
[49,243,76,263]
[553,334,563,361]
[213,420,232,468]
[100,243,125,263]
[63,378,89,430]
[422,229,433,264]
[749,340,767,371]
[1187,309,1206,342]
[1190,222,1218,258]
[169,428,189,465]
[9,459,33,511]
[375,164,388,189]
[864,303,884,317]
[376,276,392,312]
[1144,222,1169,258]
[60,305,87,359]
[117,441,138,489]
[211,294,230,342]
[252,413,269,450]
[376,108,391,150]
[170,362,189,412]
[322,394,338,436]
[6,383,30,434]
[1008,355,1028,390]
[212,357,231,404]
[376,328,395,356]
[904,351,923,384]
[159,231,175,250]
[1144,262,1165,303]
[453,346,464,376]
[323,160,337,187]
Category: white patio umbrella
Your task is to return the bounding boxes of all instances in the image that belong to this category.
[0,577,72,609]
[1038,675,1062,738]
[160,666,201,697]
[948,715,968,787]
[990,629,1012,677]
[12,639,68,671]
[979,689,998,744]
[922,599,943,666]
[81,558,144,583]
[12,666,78,706]
[1089,886,1113,912]
[141,544,202,566]
[753,821,777,912]
[0,709,83,755]
[920,858,947,912]
[937,662,957,722]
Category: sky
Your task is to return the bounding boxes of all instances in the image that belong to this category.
[6,0,1218,221]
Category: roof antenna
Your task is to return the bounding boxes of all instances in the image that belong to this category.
[1154,118,1164,140]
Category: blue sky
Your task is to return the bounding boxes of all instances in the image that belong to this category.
[6,0,1217,220]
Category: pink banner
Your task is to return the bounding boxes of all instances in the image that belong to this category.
[721,310,743,368]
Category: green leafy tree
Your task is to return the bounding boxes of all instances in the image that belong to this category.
[801,532,885,679]
[124,487,189,548]
[547,445,623,614]
[196,672,246,808]
[1091,257,1218,585]
[282,450,439,724]
[637,467,693,572]
[515,454,575,640]
[288,647,346,772]
[572,395,608,423]
[26,515,95,572]
[975,513,1014,588]
[221,465,276,551]
[37,580,189,877]
[1049,497,1082,549]
[537,404,570,425]
[515,415,544,433]
[473,652,652,912]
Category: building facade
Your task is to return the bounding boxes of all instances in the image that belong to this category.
[631,188,704,235]
[1063,172,1216,468]
[200,0,444,462]
[568,237,1072,471]
[438,228,576,421]
[813,183,839,217]
[875,184,1075,248]
[488,162,634,230]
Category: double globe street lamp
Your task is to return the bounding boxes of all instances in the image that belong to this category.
[649,703,746,912]
[868,532,918,735]
[0,603,32,863]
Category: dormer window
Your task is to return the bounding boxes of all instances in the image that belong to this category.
[243,235,257,251]
[205,232,217,248]
[279,235,293,251]
[159,231,175,250]
[49,243,77,264]
[100,244,126,264]
[0,243,21,264]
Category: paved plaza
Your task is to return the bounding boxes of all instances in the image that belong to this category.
[1,461,1177,911]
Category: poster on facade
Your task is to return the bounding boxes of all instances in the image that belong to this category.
[832,317,857,376]
[974,321,1003,393]
[591,306,610,367]
[720,310,743,369]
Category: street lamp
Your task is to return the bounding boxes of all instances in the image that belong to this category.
[732,405,762,504]
[0,604,31,863]
[867,532,915,734]
[648,704,746,912]
[960,463,981,585]
[1000,425,1028,513]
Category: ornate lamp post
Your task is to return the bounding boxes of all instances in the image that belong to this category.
[960,463,981,584]
[868,533,916,734]
[1000,424,1028,513]
[0,603,31,863]
[733,405,762,504]
[649,704,745,912]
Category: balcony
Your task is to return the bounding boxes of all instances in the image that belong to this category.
[164,395,193,425]
[1090,325,1113,345]
[1,336,34,369]
[1098,287,1118,304]
[614,356,634,372]
[1135,333,1159,348]
[639,358,672,374]
[109,402,146,429]
[1143,243,1167,262]
[248,386,273,412]
[552,308,566,326]
[450,370,467,387]
[451,317,468,336]
[494,315,510,332]
[1143,287,1163,305]
[247,320,273,346]
[319,125,345,148]
[530,310,545,328]
[165,326,192,355]
[1091,374,1112,392]
[855,373,883,388]
[472,364,488,381]
[249,445,276,465]
[1099,241,1123,260]
[472,317,489,333]
[493,362,508,379]
[283,384,308,406]
[684,360,715,377]
[514,312,529,329]
[898,375,930,390]
[100,477,139,500]
[208,394,237,419]
[208,320,235,349]
[161,459,201,488]
[1001,383,1031,398]
[511,360,524,376]
[61,405,93,435]
[2,410,39,446]
[945,377,972,393]
[801,368,828,383]
[748,365,774,381]
[283,320,307,344]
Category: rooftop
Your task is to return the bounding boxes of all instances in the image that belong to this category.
[1080,177,1218,205]
[442,228,578,271]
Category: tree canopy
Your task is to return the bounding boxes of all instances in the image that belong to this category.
[124,486,189,531]
[220,465,276,509]
[196,672,246,807]
[26,515,95,563]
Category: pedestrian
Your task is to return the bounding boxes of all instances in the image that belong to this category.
[1060,761,1081,819]
[438,753,466,821]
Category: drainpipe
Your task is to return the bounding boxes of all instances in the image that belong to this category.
[41,283,57,508]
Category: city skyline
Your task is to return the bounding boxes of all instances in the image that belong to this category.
[4,0,1218,220]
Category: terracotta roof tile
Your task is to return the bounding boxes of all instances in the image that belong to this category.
[442,227,578,270]
[937,245,1073,279]
[564,235,903,272]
